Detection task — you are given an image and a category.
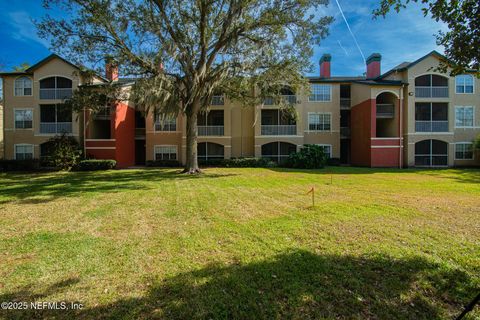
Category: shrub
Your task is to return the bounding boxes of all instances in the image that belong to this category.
[327,157,341,166]
[46,134,83,170]
[146,160,182,167]
[199,157,277,168]
[0,159,41,171]
[73,159,116,171]
[285,144,326,169]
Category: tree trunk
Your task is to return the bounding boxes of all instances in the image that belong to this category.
[183,107,201,174]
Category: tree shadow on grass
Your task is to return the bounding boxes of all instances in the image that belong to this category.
[267,167,480,183]
[1,250,476,319]
[0,169,237,205]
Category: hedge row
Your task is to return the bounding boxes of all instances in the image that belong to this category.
[0,159,41,171]
[73,159,117,171]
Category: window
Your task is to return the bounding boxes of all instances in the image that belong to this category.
[455,106,474,128]
[211,95,224,105]
[14,109,33,129]
[317,144,332,158]
[198,142,224,161]
[414,139,448,167]
[155,116,176,131]
[414,74,449,98]
[261,142,297,163]
[15,144,34,160]
[455,75,474,94]
[455,143,473,160]
[14,77,32,96]
[40,104,73,134]
[308,113,331,131]
[154,145,177,160]
[39,76,73,99]
[309,84,331,102]
[415,103,449,132]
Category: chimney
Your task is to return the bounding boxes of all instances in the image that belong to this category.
[319,54,331,78]
[366,53,381,79]
[105,57,119,82]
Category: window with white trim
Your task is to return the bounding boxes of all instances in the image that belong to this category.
[317,144,332,158]
[455,143,473,160]
[308,113,331,131]
[154,145,177,160]
[14,77,32,96]
[455,106,474,127]
[15,144,34,160]
[309,84,331,102]
[455,75,474,94]
[155,115,177,131]
[14,110,33,129]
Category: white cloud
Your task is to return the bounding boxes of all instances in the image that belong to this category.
[7,11,49,48]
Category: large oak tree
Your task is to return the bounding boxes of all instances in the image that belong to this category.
[37,0,333,173]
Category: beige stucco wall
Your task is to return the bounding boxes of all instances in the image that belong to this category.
[2,58,84,160]
[400,55,480,166]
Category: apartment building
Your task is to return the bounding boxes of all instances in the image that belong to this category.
[1,51,478,168]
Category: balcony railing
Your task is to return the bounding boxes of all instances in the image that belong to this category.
[376,104,395,118]
[340,127,351,138]
[415,121,449,132]
[40,88,73,100]
[40,122,73,134]
[198,125,224,136]
[93,108,111,120]
[415,86,448,98]
[261,125,296,135]
[211,96,224,106]
[264,95,297,105]
[340,98,351,110]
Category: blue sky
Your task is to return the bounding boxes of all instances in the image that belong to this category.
[0,0,446,77]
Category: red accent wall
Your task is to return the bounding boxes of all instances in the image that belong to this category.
[371,139,401,167]
[366,61,381,79]
[114,102,135,168]
[351,99,373,166]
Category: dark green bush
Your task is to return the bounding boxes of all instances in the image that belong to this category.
[0,159,41,171]
[45,133,83,170]
[199,157,276,168]
[285,144,326,169]
[146,160,182,167]
[73,159,116,171]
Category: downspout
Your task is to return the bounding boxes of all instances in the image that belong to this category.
[399,85,404,168]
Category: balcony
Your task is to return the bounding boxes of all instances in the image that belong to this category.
[40,88,73,100]
[415,86,448,98]
[415,121,449,132]
[340,127,351,138]
[40,122,73,134]
[261,125,296,135]
[264,95,297,105]
[376,104,394,118]
[93,108,111,120]
[340,98,351,110]
[211,96,224,106]
[198,125,224,136]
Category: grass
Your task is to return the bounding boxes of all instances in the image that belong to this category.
[0,167,479,319]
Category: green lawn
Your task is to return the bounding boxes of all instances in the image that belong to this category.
[0,167,479,319]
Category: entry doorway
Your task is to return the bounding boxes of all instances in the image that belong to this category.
[135,139,146,165]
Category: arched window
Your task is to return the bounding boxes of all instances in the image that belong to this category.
[261,142,296,163]
[14,77,32,96]
[39,76,73,99]
[414,139,448,167]
[414,74,448,98]
[455,74,474,94]
[198,142,224,161]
